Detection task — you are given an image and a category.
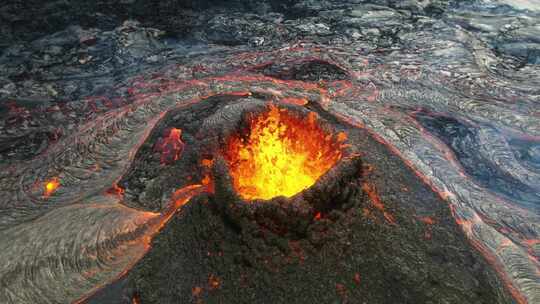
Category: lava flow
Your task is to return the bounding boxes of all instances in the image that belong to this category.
[225,105,347,200]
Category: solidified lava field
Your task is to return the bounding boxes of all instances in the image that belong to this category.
[0,1,539,304]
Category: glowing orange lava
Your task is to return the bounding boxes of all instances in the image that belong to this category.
[155,127,184,165]
[44,177,60,197]
[225,104,346,200]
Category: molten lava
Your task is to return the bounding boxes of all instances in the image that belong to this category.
[154,127,184,165]
[225,105,346,200]
[44,177,60,197]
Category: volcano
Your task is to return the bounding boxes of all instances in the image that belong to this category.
[86,97,514,304]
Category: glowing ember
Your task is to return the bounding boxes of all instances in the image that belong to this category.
[106,183,125,197]
[44,177,60,197]
[154,127,184,165]
[131,295,141,304]
[208,274,221,290]
[225,105,346,200]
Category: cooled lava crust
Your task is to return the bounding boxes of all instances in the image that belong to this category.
[88,96,513,304]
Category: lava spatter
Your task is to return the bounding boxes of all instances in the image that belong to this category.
[154,127,184,165]
[43,177,60,198]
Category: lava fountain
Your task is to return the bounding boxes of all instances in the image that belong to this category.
[225,105,347,200]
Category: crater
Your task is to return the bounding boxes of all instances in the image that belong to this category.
[224,104,347,201]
